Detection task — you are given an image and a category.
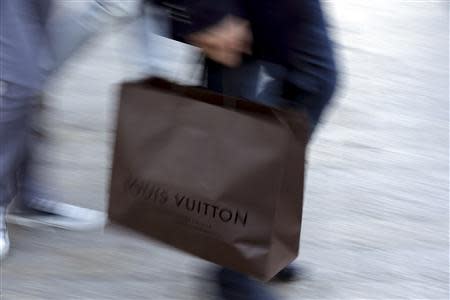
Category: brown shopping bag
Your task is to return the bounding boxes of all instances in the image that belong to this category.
[108,78,308,281]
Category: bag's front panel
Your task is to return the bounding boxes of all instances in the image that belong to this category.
[109,82,302,280]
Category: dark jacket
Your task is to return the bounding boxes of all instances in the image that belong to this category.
[156,0,337,126]
[156,0,337,78]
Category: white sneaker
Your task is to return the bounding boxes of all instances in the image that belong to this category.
[7,199,106,231]
[0,210,10,260]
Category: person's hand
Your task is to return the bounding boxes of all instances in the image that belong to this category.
[188,16,252,67]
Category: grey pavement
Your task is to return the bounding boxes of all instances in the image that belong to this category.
[1,1,449,299]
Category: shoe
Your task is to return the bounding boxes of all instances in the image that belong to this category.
[0,208,10,260]
[272,265,302,282]
[7,198,106,231]
[216,268,278,300]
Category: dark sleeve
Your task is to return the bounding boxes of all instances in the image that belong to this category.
[155,0,244,39]
[187,0,244,33]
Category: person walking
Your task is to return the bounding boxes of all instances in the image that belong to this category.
[166,0,338,298]
[0,0,106,260]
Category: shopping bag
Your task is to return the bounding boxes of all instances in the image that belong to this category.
[108,77,308,281]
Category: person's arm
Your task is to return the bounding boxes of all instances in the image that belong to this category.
[163,0,251,67]
[187,15,252,67]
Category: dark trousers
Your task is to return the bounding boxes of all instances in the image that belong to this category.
[204,57,337,294]
[205,58,337,137]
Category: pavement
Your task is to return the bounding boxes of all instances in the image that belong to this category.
[1,1,449,299]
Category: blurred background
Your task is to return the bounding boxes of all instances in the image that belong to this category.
[2,0,449,299]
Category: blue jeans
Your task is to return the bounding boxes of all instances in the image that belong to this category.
[0,82,47,207]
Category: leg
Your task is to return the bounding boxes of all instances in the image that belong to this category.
[6,94,106,231]
[217,268,276,300]
[0,82,37,208]
[204,59,337,288]
[16,97,54,209]
[0,81,37,259]
[204,60,279,299]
